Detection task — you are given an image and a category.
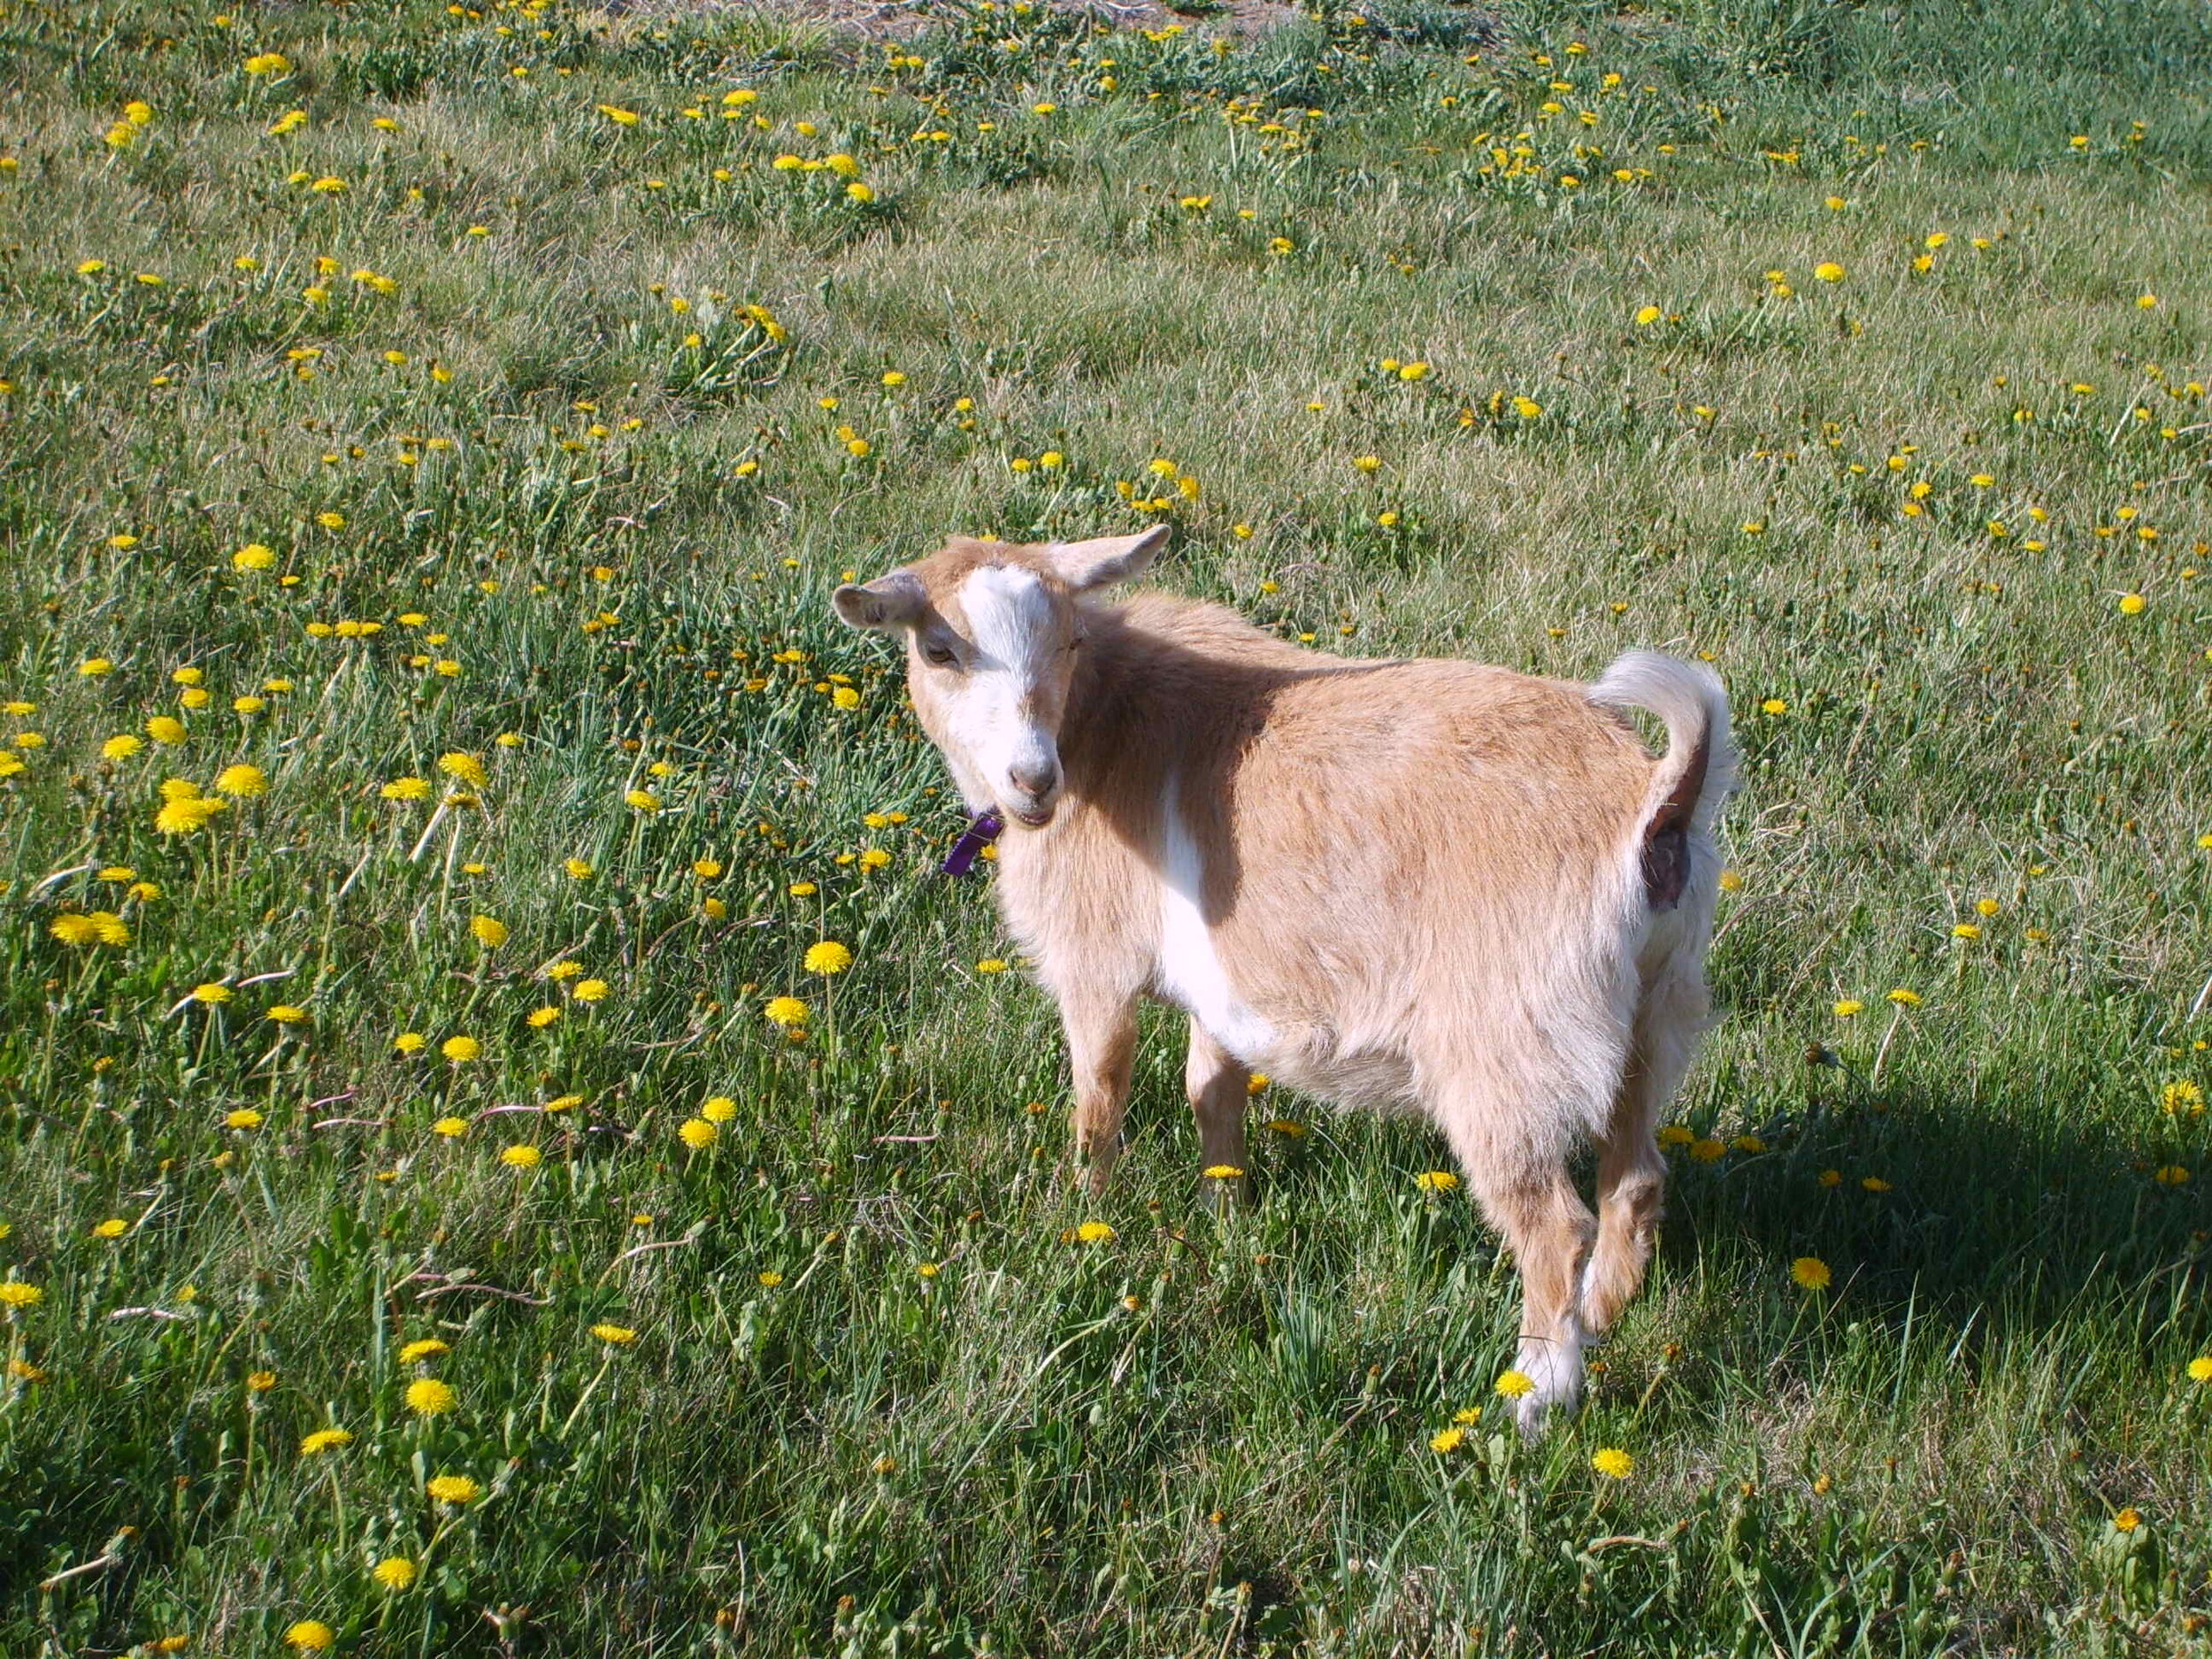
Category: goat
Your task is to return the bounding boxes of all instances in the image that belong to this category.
[832,526,1734,1432]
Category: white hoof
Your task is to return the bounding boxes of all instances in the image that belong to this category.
[1509,1325,1586,1438]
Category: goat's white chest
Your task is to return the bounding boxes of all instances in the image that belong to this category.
[1153,780,1275,1061]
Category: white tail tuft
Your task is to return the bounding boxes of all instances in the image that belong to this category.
[1589,649,1735,840]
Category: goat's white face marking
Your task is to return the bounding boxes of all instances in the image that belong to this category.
[1155,776,1276,1060]
[933,565,1067,823]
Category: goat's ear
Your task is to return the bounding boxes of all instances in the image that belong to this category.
[831,571,926,632]
[1042,526,1167,591]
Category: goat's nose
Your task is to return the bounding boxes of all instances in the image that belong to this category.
[1008,757,1059,799]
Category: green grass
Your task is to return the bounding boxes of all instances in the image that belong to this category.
[2,0,2211,1651]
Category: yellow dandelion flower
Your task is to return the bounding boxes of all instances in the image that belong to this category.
[1591,1447,1635,1479]
[764,995,809,1026]
[284,1621,334,1651]
[373,1556,418,1590]
[805,941,854,974]
[1414,1171,1460,1193]
[591,1323,637,1345]
[405,1377,457,1415]
[399,1339,450,1363]
[470,915,508,948]
[1791,1256,1832,1290]
[426,1473,480,1503]
[1494,1369,1534,1399]
[299,1427,353,1455]
[500,1144,541,1170]
[1075,1221,1116,1243]
[1429,1426,1466,1454]
[678,1118,718,1149]
[1202,1164,1244,1179]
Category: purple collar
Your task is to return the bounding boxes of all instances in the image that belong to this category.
[941,810,1003,876]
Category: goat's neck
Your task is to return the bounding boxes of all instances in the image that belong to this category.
[1055,606,1179,816]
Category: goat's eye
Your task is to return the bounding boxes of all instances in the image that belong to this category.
[922,643,957,668]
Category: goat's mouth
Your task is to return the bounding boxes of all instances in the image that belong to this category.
[1009,803,1056,828]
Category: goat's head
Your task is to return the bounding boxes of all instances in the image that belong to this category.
[831,526,1166,827]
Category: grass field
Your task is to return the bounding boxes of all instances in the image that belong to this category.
[4,0,2212,1652]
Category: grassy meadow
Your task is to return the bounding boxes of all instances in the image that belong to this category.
[4,0,2212,1651]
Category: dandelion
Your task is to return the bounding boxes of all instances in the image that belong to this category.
[399,1339,450,1363]
[1862,1176,1891,1193]
[79,658,114,677]
[804,941,854,975]
[1494,1369,1534,1399]
[1832,999,1864,1018]
[405,1377,457,1415]
[438,752,487,787]
[2162,1081,2205,1116]
[1689,1136,1725,1162]
[394,1033,427,1054]
[1813,262,1845,282]
[1886,988,1920,1007]
[226,1109,263,1129]
[299,1427,353,1455]
[701,1096,737,1123]
[382,776,431,801]
[592,1323,638,1345]
[500,1144,541,1170]
[1075,1221,1116,1244]
[470,915,507,948]
[758,1271,785,1287]
[572,979,609,1002]
[247,1370,277,1391]
[2186,1356,2212,1383]
[626,788,661,811]
[426,1473,480,1503]
[693,858,723,879]
[191,982,233,1005]
[285,1622,335,1651]
[1414,1171,1460,1193]
[1591,1447,1635,1479]
[678,1118,718,1149]
[596,104,641,126]
[102,734,143,759]
[1202,1164,1244,1180]
[977,957,1009,974]
[1429,1426,1467,1454]
[1633,304,1662,325]
[146,716,187,745]
[214,764,266,797]
[1791,1256,1832,1290]
[92,1217,127,1239]
[374,1556,418,1591]
[764,995,809,1026]
[2118,592,2147,615]
[565,858,594,879]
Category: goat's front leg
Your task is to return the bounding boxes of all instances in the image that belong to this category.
[1186,1021,1251,1206]
[1064,992,1139,1195]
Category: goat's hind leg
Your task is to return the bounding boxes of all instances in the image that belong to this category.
[1437,1072,1603,1437]
[1583,949,1709,1334]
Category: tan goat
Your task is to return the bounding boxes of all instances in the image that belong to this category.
[832,526,1734,1432]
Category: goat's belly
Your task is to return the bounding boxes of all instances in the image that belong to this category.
[1251,1033,1420,1116]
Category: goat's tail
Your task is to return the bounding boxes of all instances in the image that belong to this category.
[1588,650,1736,910]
